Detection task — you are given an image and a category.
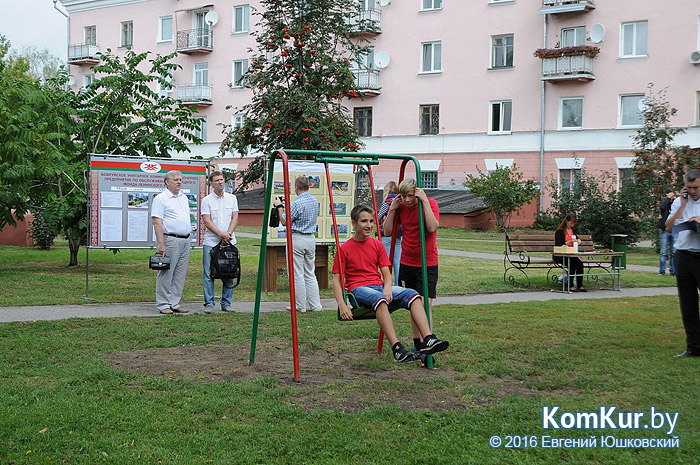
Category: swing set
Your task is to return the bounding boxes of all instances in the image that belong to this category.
[249,149,434,382]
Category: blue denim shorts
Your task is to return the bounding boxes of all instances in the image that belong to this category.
[350,285,421,312]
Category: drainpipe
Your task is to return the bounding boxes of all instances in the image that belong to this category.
[539,13,548,212]
[53,0,70,73]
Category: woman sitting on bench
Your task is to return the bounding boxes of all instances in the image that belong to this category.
[554,213,587,292]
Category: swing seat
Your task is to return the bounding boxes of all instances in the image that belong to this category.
[336,290,399,321]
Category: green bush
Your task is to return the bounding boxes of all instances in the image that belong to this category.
[29,210,57,250]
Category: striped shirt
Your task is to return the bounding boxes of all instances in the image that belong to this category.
[284,191,318,234]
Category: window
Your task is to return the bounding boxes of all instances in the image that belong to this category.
[561,26,586,47]
[489,100,512,133]
[82,74,95,88]
[354,107,373,137]
[421,171,438,189]
[158,16,173,42]
[194,118,207,141]
[560,97,583,129]
[121,21,133,47]
[232,114,245,129]
[84,26,96,45]
[421,0,442,10]
[356,47,375,69]
[419,104,439,135]
[619,94,644,127]
[421,41,442,73]
[620,21,648,57]
[231,59,248,87]
[194,62,208,86]
[559,169,580,192]
[491,34,513,68]
[157,73,173,97]
[233,5,250,33]
[618,168,633,190]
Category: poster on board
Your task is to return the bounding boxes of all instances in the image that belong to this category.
[89,155,208,248]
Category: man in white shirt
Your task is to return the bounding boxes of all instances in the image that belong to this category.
[201,171,239,313]
[666,169,700,358]
[152,170,192,314]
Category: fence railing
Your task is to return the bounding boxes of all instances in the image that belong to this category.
[176,29,213,51]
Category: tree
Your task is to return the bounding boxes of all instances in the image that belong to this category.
[8,45,64,82]
[464,164,539,230]
[219,0,373,190]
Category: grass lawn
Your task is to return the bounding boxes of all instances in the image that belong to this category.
[0,295,697,464]
[0,229,673,307]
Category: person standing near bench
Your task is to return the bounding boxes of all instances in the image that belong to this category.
[553,213,587,293]
[666,169,700,358]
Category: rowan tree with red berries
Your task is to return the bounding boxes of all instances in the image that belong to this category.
[219,0,376,190]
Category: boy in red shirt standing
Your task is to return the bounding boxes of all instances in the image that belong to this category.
[332,204,449,363]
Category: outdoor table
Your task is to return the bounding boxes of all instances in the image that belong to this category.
[263,242,330,292]
[551,250,625,294]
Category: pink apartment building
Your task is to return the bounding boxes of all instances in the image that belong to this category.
[60,0,700,210]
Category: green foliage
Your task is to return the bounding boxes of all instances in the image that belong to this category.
[29,210,57,250]
[464,164,539,230]
[219,0,372,190]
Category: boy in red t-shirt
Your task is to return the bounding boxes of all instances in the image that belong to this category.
[332,204,449,363]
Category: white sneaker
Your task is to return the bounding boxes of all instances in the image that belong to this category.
[204,306,214,314]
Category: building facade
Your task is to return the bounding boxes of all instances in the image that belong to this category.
[60,0,700,209]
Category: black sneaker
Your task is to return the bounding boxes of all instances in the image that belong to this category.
[392,342,414,363]
[419,335,449,355]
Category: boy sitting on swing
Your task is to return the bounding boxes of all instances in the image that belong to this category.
[332,204,450,363]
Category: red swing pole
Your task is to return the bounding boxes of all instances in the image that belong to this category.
[366,165,386,354]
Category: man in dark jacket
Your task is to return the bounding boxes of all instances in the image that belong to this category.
[658,189,677,276]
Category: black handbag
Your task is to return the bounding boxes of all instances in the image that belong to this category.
[149,254,171,270]
[269,205,280,228]
[210,242,241,288]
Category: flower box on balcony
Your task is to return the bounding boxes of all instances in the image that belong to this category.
[534,45,600,59]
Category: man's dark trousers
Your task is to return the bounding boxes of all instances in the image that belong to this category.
[674,250,700,354]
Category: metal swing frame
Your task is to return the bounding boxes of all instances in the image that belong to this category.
[249,149,432,382]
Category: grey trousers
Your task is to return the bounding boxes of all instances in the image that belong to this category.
[156,235,191,311]
[289,233,322,312]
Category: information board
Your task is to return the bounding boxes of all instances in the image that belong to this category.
[88,155,208,248]
[267,161,355,243]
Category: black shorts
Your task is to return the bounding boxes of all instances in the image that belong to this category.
[399,264,438,299]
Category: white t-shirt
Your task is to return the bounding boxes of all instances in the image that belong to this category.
[201,191,239,247]
[670,195,700,252]
[151,189,191,236]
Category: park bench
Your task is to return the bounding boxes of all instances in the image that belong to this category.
[503,231,615,288]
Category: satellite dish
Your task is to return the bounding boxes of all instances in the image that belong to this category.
[638,97,652,112]
[204,11,219,26]
[67,75,75,86]
[375,51,391,69]
[378,0,390,6]
[589,24,605,43]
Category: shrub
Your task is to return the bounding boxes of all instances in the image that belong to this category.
[29,210,57,250]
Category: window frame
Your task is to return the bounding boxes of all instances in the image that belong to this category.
[82,74,95,88]
[618,93,645,128]
[120,21,134,48]
[421,171,438,189]
[157,16,173,43]
[231,59,249,88]
[559,168,581,193]
[232,5,250,34]
[232,114,245,129]
[559,97,584,130]
[419,104,440,135]
[420,0,442,11]
[561,26,586,47]
[84,26,96,45]
[420,41,442,74]
[620,20,648,58]
[194,117,207,142]
[488,100,512,134]
[194,62,209,86]
[354,107,373,137]
[491,34,514,69]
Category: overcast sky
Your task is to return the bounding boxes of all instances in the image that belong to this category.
[0,0,68,61]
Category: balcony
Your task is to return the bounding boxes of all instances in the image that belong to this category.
[540,55,595,82]
[177,85,213,105]
[348,8,381,34]
[353,69,380,96]
[539,0,595,14]
[68,44,100,65]
[176,29,213,54]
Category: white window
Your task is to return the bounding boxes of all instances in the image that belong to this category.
[489,100,512,134]
[233,5,250,34]
[421,171,438,188]
[82,74,95,88]
[158,16,173,43]
[231,59,249,87]
[619,94,644,127]
[491,34,513,68]
[84,26,96,45]
[421,0,442,10]
[620,21,648,58]
[561,26,586,47]
[354,107,372,137]
[421,41,442,73]
[232,114,245,129]
[157,73,173,97]
[120,21,133,47]
[194,118,207,141]
[356,47,375,69]
[559,97,583,129]
[194,62,208,85]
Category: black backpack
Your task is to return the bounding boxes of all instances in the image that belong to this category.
[210,242,241,288]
